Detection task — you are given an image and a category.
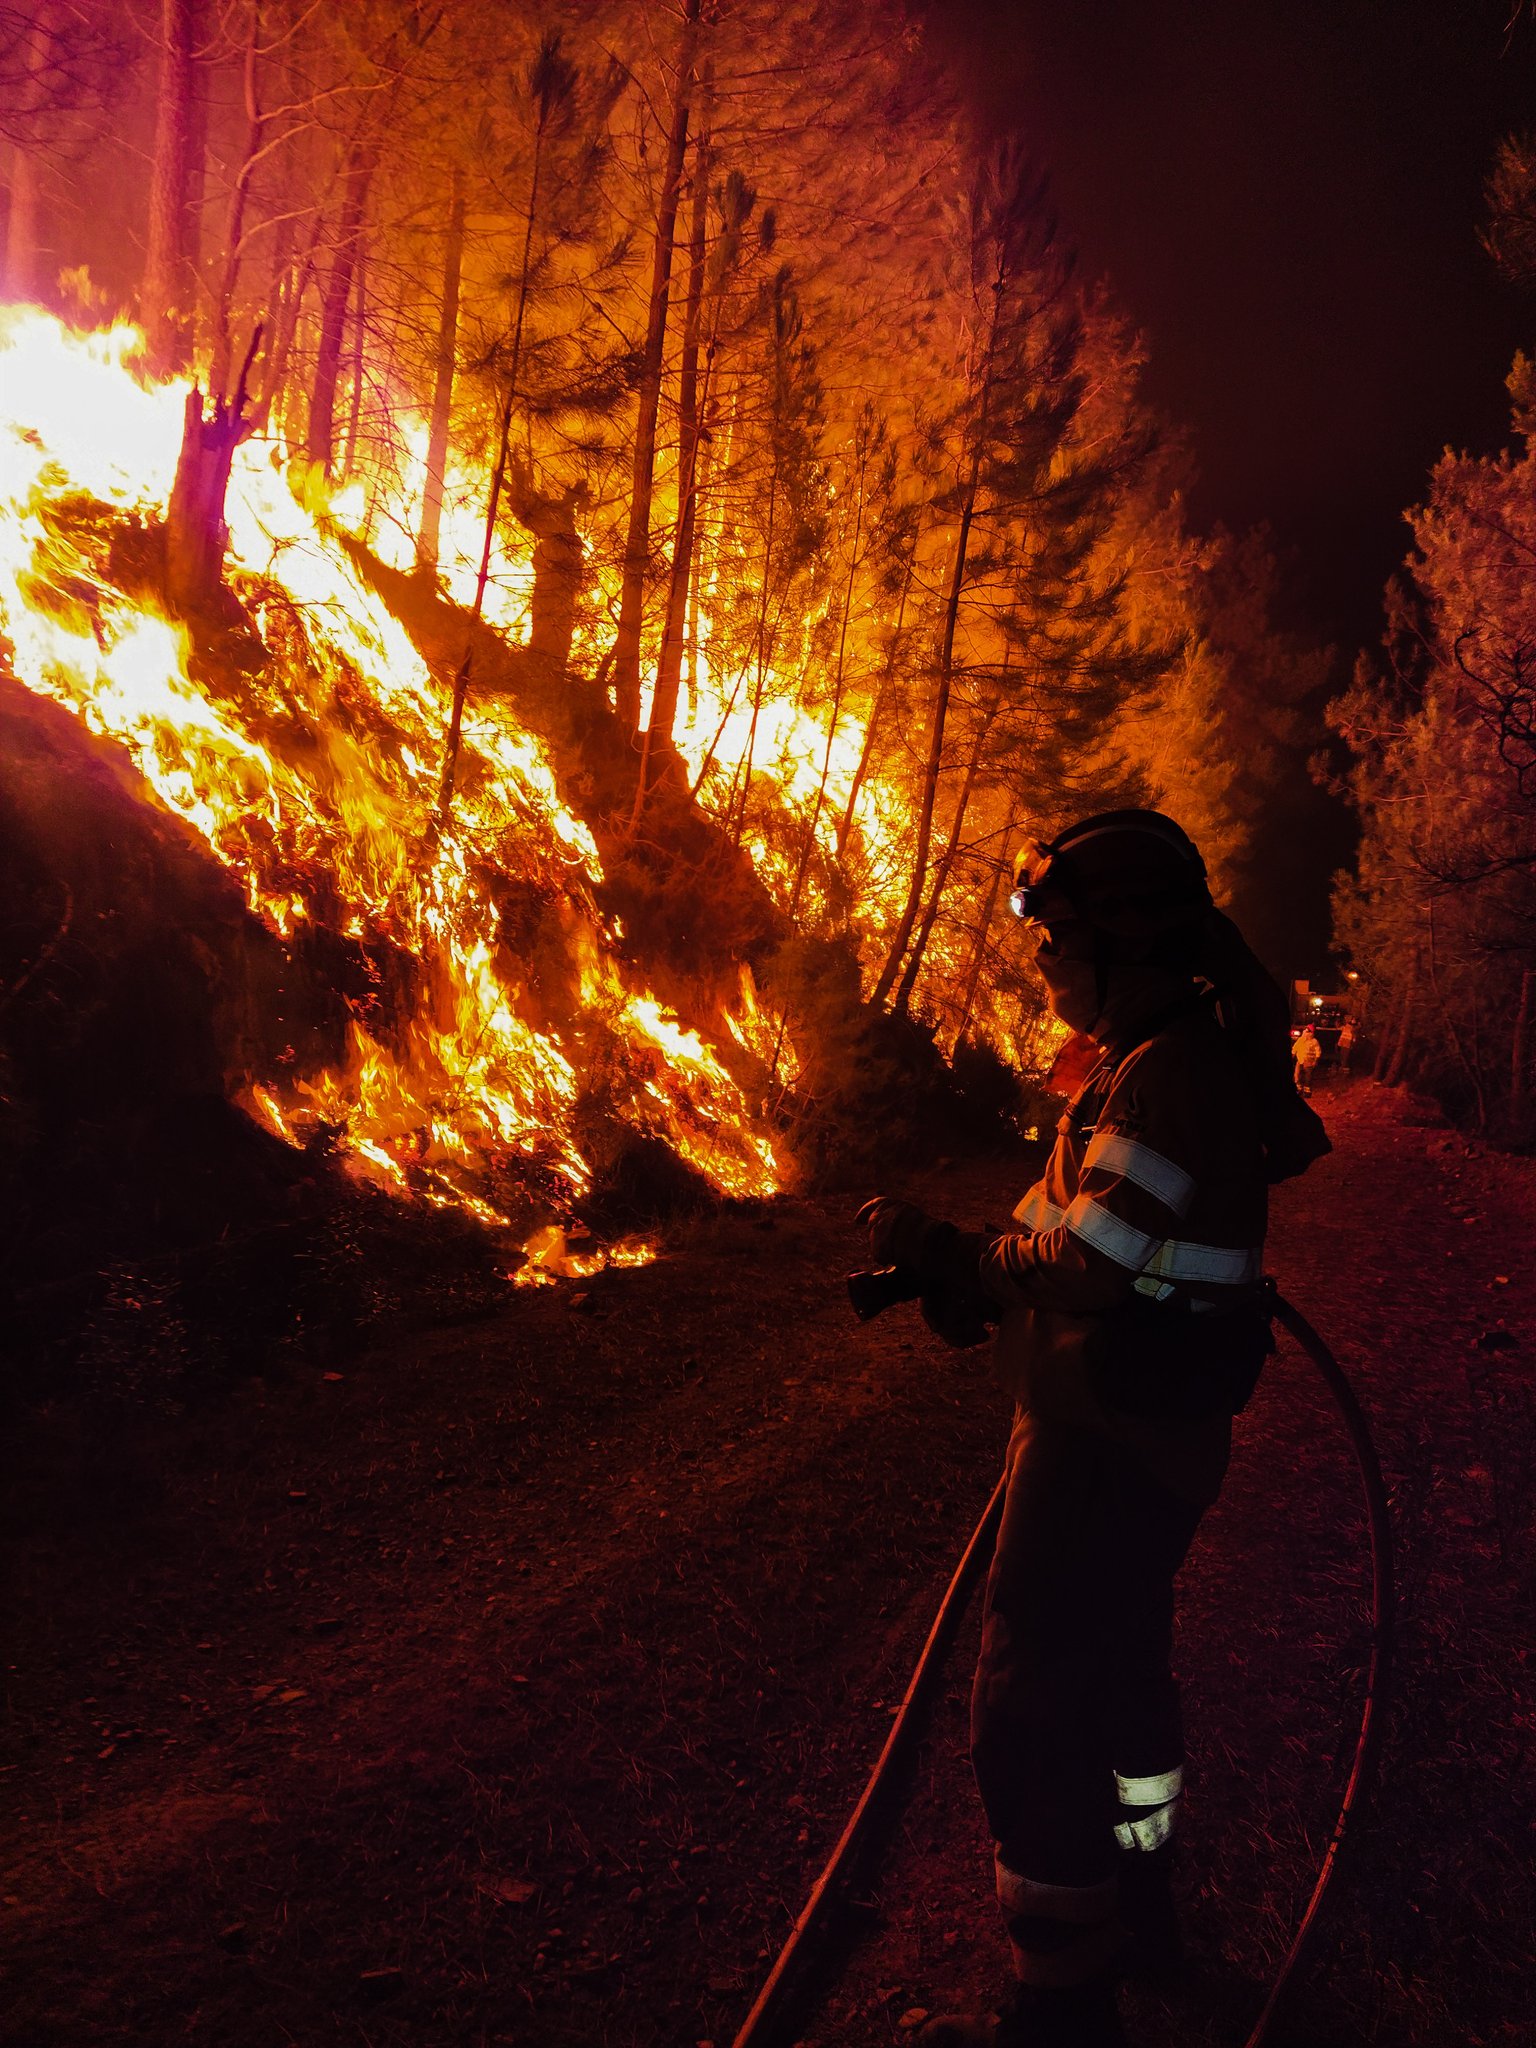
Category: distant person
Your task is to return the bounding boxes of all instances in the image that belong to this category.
[861,810,1329,2047]
[1292,1024,1322,1096]
[1337,1018,1357,1074]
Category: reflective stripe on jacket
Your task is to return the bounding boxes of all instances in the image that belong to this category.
[979,1002,1268,1503]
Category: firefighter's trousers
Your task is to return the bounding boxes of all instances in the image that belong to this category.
[970,1410,1206,1986]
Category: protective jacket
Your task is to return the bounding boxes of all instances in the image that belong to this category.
[977,994,1270,1506]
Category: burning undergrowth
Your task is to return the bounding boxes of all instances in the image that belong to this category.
[0,316,784,1225]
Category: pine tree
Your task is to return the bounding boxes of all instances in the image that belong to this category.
[1333,432,1536,1132]
[611,0,702,739]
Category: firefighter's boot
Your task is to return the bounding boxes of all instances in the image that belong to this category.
[915,1979,1128,2048]
[1116,1842,1184,1982]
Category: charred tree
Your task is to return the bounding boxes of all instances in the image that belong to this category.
[256,194,322,437]
[165,330,260,614]
[1427,903,1489,1129]
[1380,949,1420,1086]
[3,2,130,298]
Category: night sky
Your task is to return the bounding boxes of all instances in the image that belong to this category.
[929,0,1536,656]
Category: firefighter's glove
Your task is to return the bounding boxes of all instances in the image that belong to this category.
[858,1196,947,1278]
[858,1197,992,1303]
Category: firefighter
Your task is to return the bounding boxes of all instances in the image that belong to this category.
[1292,1022,1322,1096]
[861,809,1328,2048]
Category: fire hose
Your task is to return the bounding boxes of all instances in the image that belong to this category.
[729,1271,1394,2048]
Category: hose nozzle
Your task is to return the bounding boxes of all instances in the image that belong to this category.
[846,1263,923,1322]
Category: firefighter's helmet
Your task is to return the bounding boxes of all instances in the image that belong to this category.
[1010,808,1211,955]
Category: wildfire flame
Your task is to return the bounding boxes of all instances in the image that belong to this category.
[0,307,787,1224]
[513,1223,656,1286]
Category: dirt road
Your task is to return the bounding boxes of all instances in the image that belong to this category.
[2,1082,1532,2047]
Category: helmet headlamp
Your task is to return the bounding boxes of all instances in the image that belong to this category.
[1008,838,1066,926]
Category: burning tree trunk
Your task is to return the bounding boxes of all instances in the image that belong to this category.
[306,141,375,475]
[664,183,761,804]
[611,0,701,738]
[416,165,465,576]
[165,331,260,614]
[142,0,203,374]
